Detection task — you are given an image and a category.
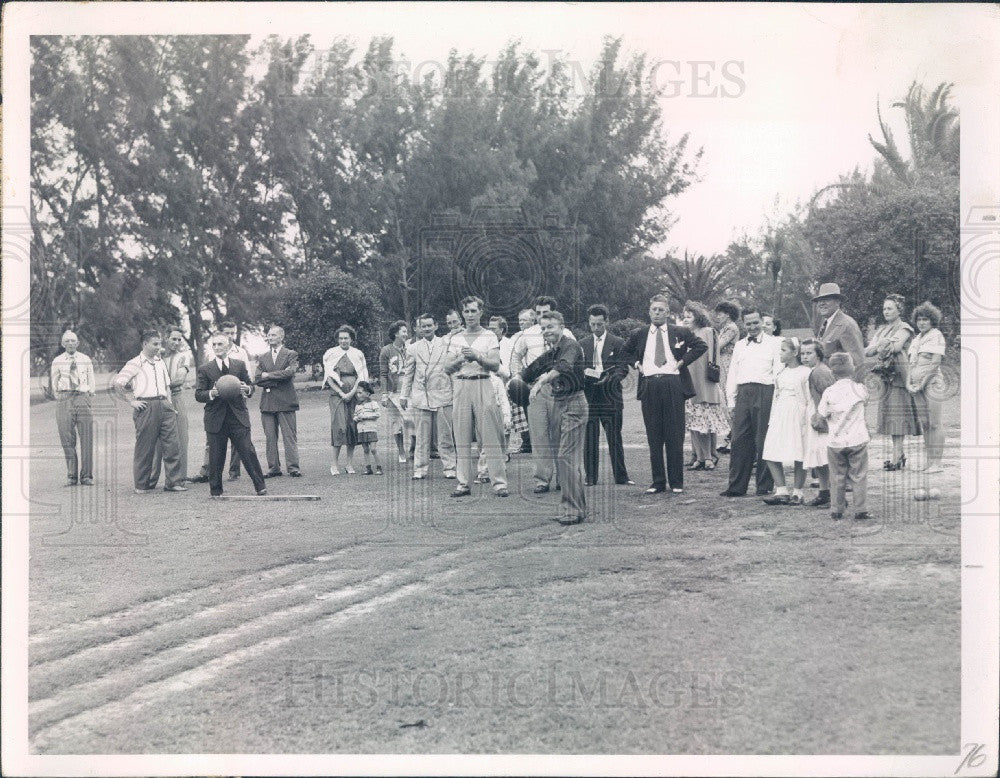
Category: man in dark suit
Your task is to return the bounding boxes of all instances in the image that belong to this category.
[256,325,301,477]
[195,332,267,497]
[623,294,707,494]
[580,304,633,486]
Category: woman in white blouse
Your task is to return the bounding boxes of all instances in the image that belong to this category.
[906,301,946,474]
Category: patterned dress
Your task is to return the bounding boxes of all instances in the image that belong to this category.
[684,326,729,434]
[328,352,358,446]
[869,320,921,436]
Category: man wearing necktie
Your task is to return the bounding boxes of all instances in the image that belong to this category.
[113,330,187,494]
[50,330,96,486]
[812,283,866,380]
[580,304,632,486]
[623,295,707,494]
[720,307,783,497]
[195,332,267,497]
[256,325,302,477]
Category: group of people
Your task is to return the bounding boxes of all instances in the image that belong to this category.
[51,282,949,524]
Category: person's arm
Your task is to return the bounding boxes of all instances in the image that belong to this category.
[50,358,62,397]
[680,328,707,366]
[509,334,526,377]
[717,323,737,351]
[112,360,148,409]
[725,341,741,408]
[399,348,417,408]
[476,345,501,373]
[194,365,219,404]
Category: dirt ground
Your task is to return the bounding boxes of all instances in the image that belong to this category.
[25,384,960,754]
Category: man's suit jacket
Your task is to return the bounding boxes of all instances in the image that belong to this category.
[400,336,453,411]
[623,324,707,400]
[580,332,629,409]
[256,347,300,412]
[195,358,255,433]
[815,308,865,378]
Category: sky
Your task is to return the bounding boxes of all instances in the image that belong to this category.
[236,2,993,257]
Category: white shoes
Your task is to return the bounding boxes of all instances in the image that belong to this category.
[330,464,339,476]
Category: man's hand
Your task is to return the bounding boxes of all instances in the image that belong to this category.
[381,393,389,407]
[461,346,479,362]
[240,382,251,396]
[399,397,408,410]
[130,399,148,411]
[209,388,219,401]
[529,381,543,402]
[259,371,269,380]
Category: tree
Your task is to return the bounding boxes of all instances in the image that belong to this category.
[661,251,733,310]
[275,267,386,369]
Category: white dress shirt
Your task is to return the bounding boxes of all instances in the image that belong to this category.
[114,354,172,400]
[51,351,96,394]
[510,324,576,375]
[725,332,783,407]
[641,325,679,376]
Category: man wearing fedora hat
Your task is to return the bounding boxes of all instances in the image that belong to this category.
[812,283,865,380]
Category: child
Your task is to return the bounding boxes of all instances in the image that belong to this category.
[816,352,871,521]
[353,381,383,475]
[761,337,812,505]
[800,338,835,507]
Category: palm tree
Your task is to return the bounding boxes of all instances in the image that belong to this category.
[868,81,959,185]
[661,251,733,309]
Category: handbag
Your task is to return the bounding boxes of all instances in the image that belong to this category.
[705,329,721,383]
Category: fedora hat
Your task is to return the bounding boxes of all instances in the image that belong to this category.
[811,282,844,302]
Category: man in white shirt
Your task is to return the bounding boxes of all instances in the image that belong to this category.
[510,296,577,493]
[150,327,194,487]
[113,330,187,494]
[444,296,509,498]
[400,313,457,480]
[192,320,247,483]
[721,307,783,497]
[50,330,96,486]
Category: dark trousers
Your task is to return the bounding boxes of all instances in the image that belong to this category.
[208,411,266,495]
[640,374,686,490]
[727,383,776,495]
[584,401,629,484]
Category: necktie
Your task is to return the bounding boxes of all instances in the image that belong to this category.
[818,318,828,338]
[594,338,603,373]
[654,328,667,367]
[69,358,80,390]
[221,360,229,375]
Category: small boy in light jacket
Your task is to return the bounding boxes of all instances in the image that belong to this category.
[817,352,871,521]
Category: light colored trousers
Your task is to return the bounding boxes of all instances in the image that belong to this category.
[527,383,560,487]
[413,405,457,478]
[552,391,588,520]
[57,393,94,481]
[827,443,868,514]
[134,398,182,490]
[261,410,300,473]
[452,379,507,489]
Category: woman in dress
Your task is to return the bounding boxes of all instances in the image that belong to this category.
[712,300,741,454]
[681,301,728,470]
[322,325,369,475]
[761,337,812,505]
[864,293,920,470]
[379,320,415,464]
[906,301,947,474]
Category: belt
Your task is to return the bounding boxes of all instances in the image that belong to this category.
[455,374,491,380]
[136,395,168,401]
[58,390,86,395]
[646,373,680,379]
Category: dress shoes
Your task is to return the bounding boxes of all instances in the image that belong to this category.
[227,473,241,481]
[450,486,471,498]
[256,488,268,496]
[719,489,746,497]
[189,474,209,484]
[671,487,684,494]
[163,485,188,492]
[133,488,154,494]
[494,487,510,498]
[80,478,94,486]
[585,480,597,487]
[762,494,790,505]
[288,470,302,477]
[558,515,584,525]
[616,479,636,486]
[533,484,550,494]
[264,471,282,478]
[645,486,666,494]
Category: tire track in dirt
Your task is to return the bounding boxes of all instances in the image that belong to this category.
[29,517,567,747]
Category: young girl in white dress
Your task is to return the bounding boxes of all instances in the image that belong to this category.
[761,337,812,505]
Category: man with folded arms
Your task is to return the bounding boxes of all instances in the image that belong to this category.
[510,296,577,494]
[257,325,302,478]
[113,330,187,494]
[522,311,589,524]
[50,330,96,486]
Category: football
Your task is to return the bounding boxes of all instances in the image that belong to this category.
[507,376,531,408]
[215,373,243,401]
